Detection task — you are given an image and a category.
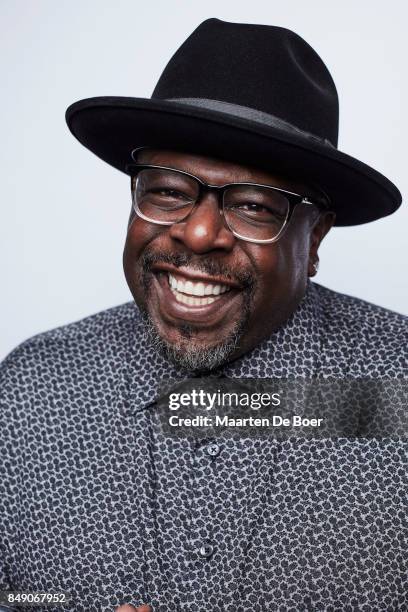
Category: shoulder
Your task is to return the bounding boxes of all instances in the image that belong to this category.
[312,283,407,375]
[0,302,143,388]
[314,282,406,329]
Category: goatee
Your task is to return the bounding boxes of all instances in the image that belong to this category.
[138,249,255,372]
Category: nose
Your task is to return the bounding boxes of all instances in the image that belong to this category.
[168,192,236,254]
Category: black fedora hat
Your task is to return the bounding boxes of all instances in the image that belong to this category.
[66,18,401,226]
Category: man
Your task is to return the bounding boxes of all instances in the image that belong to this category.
[0,18,406,612]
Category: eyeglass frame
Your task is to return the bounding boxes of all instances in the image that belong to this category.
[126,162,329,245]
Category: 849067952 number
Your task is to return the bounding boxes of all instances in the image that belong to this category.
[0,591,70,607]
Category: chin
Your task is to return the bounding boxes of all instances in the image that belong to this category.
[141,307,248,372]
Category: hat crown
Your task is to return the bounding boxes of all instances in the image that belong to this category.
[152,18,339,147]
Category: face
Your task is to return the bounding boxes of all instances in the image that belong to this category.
[123,149,334,371]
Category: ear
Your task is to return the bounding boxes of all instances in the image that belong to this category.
[307,211,336,277]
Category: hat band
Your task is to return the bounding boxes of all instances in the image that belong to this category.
[165,97,335,148]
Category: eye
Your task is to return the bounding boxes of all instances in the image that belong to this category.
[236,202,271,214]
[229,200,286,222]
[150,187,191,200]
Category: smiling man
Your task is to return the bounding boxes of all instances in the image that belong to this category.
[123,148,334,372]
[1,18,407,612]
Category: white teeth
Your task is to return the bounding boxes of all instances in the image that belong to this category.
[184,280,194,295]
[171,288,216,306]
[193,282,205,296]
[169,275,177,289]
[168,273,231,298]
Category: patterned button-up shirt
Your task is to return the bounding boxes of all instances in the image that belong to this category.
[0,282,407,611]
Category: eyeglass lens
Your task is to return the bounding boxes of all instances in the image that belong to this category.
[134,168,290,241]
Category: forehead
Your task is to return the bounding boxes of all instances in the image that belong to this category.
[137,148,310,194]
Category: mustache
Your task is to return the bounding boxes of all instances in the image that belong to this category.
[141,249,256,290]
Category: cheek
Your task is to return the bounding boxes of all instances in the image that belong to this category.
[123,218,163,289]
[272,212,312,284]
[125,216,156,254]
[249,239,302,290]
[247,235,309,319]
[281,234,310,281]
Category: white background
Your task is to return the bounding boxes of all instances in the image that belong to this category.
[1,0,407,360]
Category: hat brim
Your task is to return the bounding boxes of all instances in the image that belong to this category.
[65,96,401,226]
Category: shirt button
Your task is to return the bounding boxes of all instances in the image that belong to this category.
[199,542,214,558]
[207,442,220,457]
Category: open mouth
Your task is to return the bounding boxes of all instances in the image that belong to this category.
[168,272,231,306]
[148,264,244,325]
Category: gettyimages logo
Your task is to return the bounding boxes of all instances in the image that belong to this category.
[154,377,408,439]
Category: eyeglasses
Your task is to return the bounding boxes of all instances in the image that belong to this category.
[127,163,326,244]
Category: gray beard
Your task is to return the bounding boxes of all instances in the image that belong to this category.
[137,249,255,372]
[139,299,251,372]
